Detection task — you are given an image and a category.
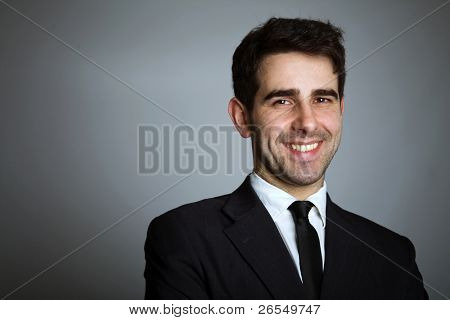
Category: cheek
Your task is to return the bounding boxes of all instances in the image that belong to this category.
[318,112,342,135]
[253,113,287,141]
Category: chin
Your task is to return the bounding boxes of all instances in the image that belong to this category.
[277,170,323,187]
[289,175,322,186]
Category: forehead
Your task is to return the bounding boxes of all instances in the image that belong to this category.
[256,52,338,94]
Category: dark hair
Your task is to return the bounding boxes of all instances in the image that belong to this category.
[232,17,346,111]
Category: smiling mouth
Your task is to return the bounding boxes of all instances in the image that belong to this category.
[285,142,320,153]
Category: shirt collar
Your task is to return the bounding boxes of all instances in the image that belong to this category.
[249,172,327,227]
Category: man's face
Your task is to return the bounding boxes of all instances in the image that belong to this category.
[250,52,344,187]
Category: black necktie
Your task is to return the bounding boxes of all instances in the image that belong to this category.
[288,201,323,299]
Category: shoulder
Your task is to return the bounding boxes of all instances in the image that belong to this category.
[330,200,414,257]
[148,193,231,235]
[347,208,407,240]
[331,202,427,298]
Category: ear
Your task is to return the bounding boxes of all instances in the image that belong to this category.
[339,97,345,114]
[228,97,252,138]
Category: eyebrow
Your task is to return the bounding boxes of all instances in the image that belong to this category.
[263,89,300,101]
[311,89,339,100]
[263,88,339,101]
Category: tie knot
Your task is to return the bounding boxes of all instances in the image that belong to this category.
[288,200,314,221]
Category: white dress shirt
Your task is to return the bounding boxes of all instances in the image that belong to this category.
[249,172,327,281]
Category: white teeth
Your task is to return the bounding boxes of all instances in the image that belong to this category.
[289,142,318,152]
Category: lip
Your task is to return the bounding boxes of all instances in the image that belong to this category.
[285,140,321,145]
[284,141,323,160]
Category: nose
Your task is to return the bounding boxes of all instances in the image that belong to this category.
[290,102,318,134]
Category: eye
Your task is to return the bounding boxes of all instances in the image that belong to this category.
[274,99,291,106]
[314,97,331,104]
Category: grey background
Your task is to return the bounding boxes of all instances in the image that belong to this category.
[1,0,449,299]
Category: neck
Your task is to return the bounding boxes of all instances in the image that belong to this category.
[254,168,324,200]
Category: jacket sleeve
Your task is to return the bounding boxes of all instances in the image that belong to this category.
[402,236,429,299]
[144,214,209,299]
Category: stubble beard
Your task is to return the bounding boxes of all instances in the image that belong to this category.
[253,131,341,188]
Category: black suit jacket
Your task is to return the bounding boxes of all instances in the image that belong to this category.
[144,176,428,299]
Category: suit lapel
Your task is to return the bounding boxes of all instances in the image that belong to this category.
[320,194,364,299]
[222,178,365,299]
[222,176,305,299]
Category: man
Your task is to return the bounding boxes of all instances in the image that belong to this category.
[144,17,428,299]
